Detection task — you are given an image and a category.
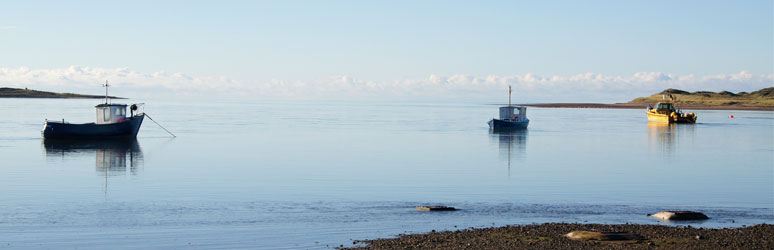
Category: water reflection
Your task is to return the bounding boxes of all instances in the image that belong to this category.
[43,138,144,176]
[489,129,528,176]
[647,122,695,154]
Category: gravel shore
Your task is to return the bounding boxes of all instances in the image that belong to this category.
[345,223,773,249]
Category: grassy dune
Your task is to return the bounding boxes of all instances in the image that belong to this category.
[629,87,774,106]
[0,87,123,99]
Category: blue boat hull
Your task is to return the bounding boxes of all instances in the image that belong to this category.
[42,114,144,139]
[488,118,529,130]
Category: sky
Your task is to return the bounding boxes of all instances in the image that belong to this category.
[0,0,772,102]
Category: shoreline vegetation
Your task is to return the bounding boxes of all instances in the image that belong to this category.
[520,103,774,111]
[0,87,123,99]
[345,223,773,249]
[518,87,774,111]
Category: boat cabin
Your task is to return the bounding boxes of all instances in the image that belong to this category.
[655,102,674,111]
[95,104,128,124]
[499,106,527,121]
[650,102,677,114]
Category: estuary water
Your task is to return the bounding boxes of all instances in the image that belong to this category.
[0,98,772,249]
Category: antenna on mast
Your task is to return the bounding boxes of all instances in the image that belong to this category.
[103,80,110,104]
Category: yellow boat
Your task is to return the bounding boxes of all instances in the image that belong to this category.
[646,100,697,123]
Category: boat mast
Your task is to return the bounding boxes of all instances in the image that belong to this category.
[508,85,512,107]
[103,80,110,104]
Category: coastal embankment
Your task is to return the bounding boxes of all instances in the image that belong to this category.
[515,87,774,111]
[519,103,774,111]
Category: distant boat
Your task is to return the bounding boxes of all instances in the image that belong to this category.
[488,85,529,130]
[646,95,697,123]
[41,81,145,138]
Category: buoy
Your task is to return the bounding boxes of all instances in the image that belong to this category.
[730,115,734,118]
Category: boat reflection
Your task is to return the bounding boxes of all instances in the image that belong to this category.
[43,138,143,175]
[647,122,694,154]
[489,129,528,176]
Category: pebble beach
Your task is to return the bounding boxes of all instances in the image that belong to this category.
[346,223,774,249]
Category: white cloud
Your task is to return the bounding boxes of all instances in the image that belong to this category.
[0,66,772,102]
[0,66,246,98]
[0,26,17,30]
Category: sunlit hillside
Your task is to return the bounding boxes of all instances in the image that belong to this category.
[629,88,774,106]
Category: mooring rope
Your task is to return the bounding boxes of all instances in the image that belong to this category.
[144,114,176,137]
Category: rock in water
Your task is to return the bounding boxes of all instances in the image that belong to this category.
[415,206,456,211]
[564,231,642,241]
[651,211,709,221]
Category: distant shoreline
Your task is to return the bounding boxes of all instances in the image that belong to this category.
[511,88,774,111]
[0,87,125,99]
[516,103,774,111]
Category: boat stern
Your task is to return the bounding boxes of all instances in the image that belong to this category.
[41,119,61,138]
[41,119,48,137]
[489,118,529,130]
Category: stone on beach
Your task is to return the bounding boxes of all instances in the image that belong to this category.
[564,231,643,241]
[415,206,457,211]
[651,211,709,221]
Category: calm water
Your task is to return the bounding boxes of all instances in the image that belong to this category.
[0,98,772,249]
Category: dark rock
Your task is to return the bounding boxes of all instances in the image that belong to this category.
[415,206,457,211]
[651,211,709,221]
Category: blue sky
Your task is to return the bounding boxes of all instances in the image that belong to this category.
[0,1,772,101]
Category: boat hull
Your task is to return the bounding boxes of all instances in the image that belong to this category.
[42,114,144,139]
[646,112,696,123]
[488,118,529,130]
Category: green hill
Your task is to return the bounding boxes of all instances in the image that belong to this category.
[629,87,774,106]
[0,87,124,99]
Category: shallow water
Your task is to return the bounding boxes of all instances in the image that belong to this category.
[0,98,772,249]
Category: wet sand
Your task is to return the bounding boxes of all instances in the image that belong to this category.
[514,103,774,111]
[345,223,773,249]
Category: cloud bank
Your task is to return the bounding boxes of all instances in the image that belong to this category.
[1,66,771,103]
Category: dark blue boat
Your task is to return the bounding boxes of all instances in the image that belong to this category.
[488,112,529,130]
[42,83,145,139]
[42,106,144,138]
[488,86,529,130]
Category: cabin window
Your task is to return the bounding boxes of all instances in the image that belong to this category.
[512,109,521,115]
[114,107,124,116]
[103,108,111,121]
